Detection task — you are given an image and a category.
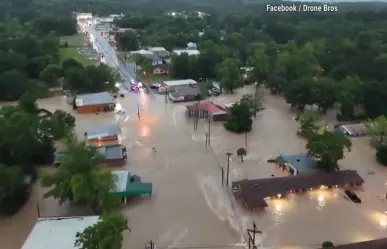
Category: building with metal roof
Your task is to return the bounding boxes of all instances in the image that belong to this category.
[276,153,318,175]
[172,49,200,56]
[85,124,121,141]
[232,170,364,209]
[111,170,152,202]
[186,101,228,121]
[75,92,115,114]
[21,216,100,249]
[96,145,126,166]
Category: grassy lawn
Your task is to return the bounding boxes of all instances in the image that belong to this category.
[60,33,86,47]
[59,47,98,66]
[59,33,98,66]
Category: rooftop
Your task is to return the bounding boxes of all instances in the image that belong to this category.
[141,53,162,61]
[163,79,197,87]
[277,153,317,173]
[148,47,167,52]
[232,170,364,208]
[170,86,200,97]
[86,124,121,140]
[21,216,100,249]
[186,101,227,114]
[316,238,387,249]
[75,92,115,106]
[96,145,123,160]
[111,170,130,193]
[172,49,200,56]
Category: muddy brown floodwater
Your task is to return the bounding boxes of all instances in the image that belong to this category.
[1,86,387,249]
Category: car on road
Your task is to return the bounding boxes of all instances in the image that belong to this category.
[151,83,162,89]
[345,190,361,203]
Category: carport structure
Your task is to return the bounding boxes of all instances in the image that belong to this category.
[232,170,364,210]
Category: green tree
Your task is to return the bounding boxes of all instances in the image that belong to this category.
[376,144,387,166]
[336,76,364,120]
[39,64,63,87]
[237,148,247,163]
[39,110,75,139]
[224,102,253,133]
[364,116,387,148]
[322,241,334,248]
[19,93,39,114]
[217,58,241,93]
[307,131,352,172]
[41,137,119,214]
[284,77,316,111]
[297,111,320,138]
[75,213,129,249]
[116,30,139,51]
[0,165,29,215]
[240,94,263,116]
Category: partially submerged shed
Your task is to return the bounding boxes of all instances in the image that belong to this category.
[276,153,318,175]
[111,170,152,203]
[96,145,126,166]
[85,124,121,142]
[232,170,364,209]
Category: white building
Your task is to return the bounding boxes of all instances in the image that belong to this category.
[21,216,100,249]
[160,79,197,92]
[187,42,197,49]
[148,47,169,58]
[172,49,200,56]
[130,49,153,56]
[75,13,93,20]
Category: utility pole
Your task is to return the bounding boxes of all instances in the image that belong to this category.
[208,117,212,146]
[221,166,224,186]
[247,222,262,249]
[36,201,41,218]
[225,152,233,186]
[146,240,155,249]
[245,131,248,147]
[137,102,140,120]
[194,103,199,131]
[205,132,208,148]
[254,82,258,117]
[124,49,127,61]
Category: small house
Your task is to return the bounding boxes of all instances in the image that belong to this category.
[74,92,115,114]
[21,216,100,249]
[187,42,197,49]
[168,86,200,102]
[111,170,152,203]
[96,145,126,166]
[276,153,318,175]
[85,124,121,143]
[148,47,169,58]
[186,101,228,121]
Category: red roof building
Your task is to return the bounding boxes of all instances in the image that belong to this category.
[186,101,228,121]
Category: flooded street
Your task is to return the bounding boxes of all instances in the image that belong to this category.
[1,86,387,249]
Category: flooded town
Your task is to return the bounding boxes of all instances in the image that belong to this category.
[1,5,387,249]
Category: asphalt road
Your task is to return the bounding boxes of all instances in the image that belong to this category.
[86,23,138,91]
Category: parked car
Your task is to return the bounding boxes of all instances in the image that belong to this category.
[151,83,162,89]
[345,190,361,203]
[207,89,213,96]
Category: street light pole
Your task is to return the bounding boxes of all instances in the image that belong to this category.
[245,131,248,147]
[208,117,211,146]
[254,82,258,117]
[226,152,233,186]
